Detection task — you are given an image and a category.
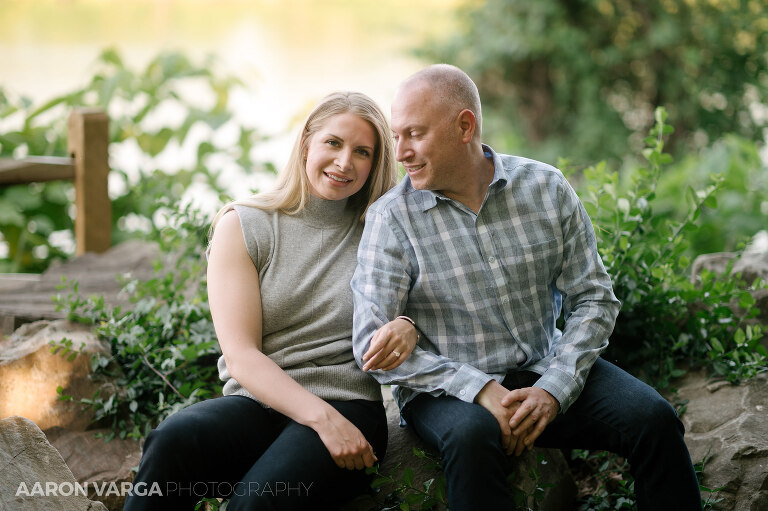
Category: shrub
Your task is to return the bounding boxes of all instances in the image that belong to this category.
[54,204,219,440]
[565,107,767,387]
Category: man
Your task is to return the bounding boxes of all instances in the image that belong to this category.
[351,64,702,510]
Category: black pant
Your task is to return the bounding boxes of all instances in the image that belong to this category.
[124,396,388,511]
[402,358,702,511]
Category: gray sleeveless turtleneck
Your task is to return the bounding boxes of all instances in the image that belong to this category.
[216,196,382,403]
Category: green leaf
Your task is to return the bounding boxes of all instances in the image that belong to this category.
[0,201,26,226]
[371,477,390,489]
[619,236,629,250]
[710,338,725,354]
[405,493,423,505]
[402,467,414,487]
[738,292,755,309]
[99,47,125,67]
[136,128,174,157]
[433,476,446,502]
[686,186,698,207]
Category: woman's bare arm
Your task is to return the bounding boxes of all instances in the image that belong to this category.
[207,210,376,469]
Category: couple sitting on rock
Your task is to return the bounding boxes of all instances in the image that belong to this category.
[124,65,702,511]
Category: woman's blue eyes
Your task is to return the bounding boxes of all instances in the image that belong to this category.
[325,140,371,157]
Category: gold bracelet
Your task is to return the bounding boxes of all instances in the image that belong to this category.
[396,315,420,341]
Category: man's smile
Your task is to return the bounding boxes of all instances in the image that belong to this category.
[404,164,425,174]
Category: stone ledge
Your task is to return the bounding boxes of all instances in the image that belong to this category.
[0,415,108,511]
[342,387,576,511]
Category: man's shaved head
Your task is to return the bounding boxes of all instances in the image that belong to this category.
[399,64,482,139]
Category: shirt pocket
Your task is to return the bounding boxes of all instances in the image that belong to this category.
[501,237,561,303]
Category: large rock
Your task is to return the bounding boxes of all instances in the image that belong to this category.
[0,415,108,511]
[691,230,768,327]
[675,372,768,511]
[691,230,768,287]
[0,319,109,431]
[343,387,576,510]
[46,428,142,511]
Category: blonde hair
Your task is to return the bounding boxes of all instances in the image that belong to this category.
[210,91,397,234]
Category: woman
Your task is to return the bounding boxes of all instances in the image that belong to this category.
[124,91,418,511]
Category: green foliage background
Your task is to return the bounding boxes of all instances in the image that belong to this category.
[0,48,272,272]
[422,0,768,166]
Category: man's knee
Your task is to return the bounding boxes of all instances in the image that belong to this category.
[647,395,682,430]
[438,405,501,454]
[628,392,684,440]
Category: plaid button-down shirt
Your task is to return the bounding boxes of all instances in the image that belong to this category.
[351,145,620,413]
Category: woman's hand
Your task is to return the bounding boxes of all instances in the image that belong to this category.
[313,410,377,470]
[362,317,418,371]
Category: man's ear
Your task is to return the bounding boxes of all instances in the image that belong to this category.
[457,109,476,143]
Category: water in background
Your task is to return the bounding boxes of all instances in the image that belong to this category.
[0,0,458,214]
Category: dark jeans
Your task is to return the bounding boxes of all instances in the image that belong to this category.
[123,396,388,511]
[401,358,702,511]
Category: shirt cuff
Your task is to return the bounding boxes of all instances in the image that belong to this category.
[445,364,494,403]
[532,367,580,413]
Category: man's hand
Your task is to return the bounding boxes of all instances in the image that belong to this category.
[501,387,560,455]
[475,380,531,456]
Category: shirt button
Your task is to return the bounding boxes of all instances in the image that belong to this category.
[488,256,496,264]
[501,297,509,304]
[459,389,466,396]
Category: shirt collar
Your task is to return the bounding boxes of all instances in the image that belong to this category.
[414,143,507,212]
[483,144,508,190]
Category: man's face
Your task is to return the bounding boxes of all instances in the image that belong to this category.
[390,81,461,193]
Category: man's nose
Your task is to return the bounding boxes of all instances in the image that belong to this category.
[395,139,412,162]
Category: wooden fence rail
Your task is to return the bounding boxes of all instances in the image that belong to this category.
[0,108,111,255]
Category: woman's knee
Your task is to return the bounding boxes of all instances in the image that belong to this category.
[140,417,194,465]
[141,401,230,464]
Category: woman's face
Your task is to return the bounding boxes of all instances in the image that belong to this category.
[304,112,376,201]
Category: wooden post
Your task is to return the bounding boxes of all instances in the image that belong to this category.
[67,109,111,255]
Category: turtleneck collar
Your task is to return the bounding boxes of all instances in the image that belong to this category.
[297,193,356,228]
